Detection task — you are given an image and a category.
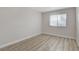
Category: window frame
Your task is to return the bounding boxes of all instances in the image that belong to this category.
[49,13,67,28]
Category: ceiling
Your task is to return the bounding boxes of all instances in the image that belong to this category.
[30,7,69,12]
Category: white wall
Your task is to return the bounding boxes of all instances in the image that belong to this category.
[42,8,76,39]
[76,7,79,47]
[0,7,42,46]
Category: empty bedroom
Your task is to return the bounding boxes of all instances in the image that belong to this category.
[0,7,79,51]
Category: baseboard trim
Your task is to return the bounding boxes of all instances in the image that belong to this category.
[42,33,76,40]
[0,33,42,49]
[0,32,75,49]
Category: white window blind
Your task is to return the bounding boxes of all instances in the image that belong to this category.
[49,14,67,27]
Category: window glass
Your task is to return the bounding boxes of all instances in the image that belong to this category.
[49,14,66,27]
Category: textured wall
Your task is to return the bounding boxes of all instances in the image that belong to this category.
[0,7,42,46]
[42,7,76,39]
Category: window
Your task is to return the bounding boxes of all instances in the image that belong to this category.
[49,14,67,27]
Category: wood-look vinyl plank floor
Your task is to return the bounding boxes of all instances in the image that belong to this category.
[0,34,78,51]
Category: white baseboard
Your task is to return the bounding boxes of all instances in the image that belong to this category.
[42,33,76,40]
[0,33,42,49]
[0,32,75,49]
